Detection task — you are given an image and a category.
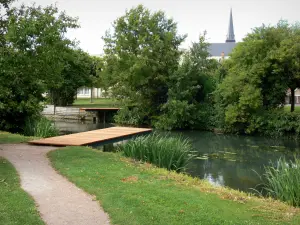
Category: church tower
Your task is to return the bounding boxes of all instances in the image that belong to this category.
[226,9,235,43]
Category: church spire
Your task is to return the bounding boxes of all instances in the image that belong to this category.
[226,8,235,43]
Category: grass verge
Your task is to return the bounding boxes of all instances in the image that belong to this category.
[0,131,34,144]
[0,157,44,225]
[72,98,119,108]
[284,105,300,112]
[49,147,300,225]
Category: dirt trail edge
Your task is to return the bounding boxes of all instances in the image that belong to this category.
[0,144,110,225]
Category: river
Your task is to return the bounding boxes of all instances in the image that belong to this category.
[54,120,300,193]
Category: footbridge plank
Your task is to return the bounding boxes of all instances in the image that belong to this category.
[28,127,152,147]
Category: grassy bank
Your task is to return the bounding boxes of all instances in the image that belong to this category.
[0,157,44,225]
[0,131,34,144]
[49,147,300,225]
[284,105,300,112]
[72,98,119,108]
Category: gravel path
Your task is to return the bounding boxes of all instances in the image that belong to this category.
[0,144,110,225]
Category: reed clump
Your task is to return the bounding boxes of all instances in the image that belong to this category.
[119,133,194,172]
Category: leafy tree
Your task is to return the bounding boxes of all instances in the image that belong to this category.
[49,49,94,106]
[215,21,300,134]
[0,4,78,132]
[155,35,217,130]
[273,28,300,112]
[102,5,186,125]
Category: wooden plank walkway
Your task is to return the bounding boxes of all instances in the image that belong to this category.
[28,127,152,147]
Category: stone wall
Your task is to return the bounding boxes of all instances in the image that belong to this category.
[42,105,97,121]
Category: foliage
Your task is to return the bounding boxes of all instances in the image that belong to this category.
[215,21,300,134]
[49,147,300,224]
[0,157,44,225]
[23,116,59,138]
[262,157,300,207]
[49,49,94,106]
[247,110,300,137]
[0,3,79,132]
[119,133,194,172]
[102,5,186,125]
[155,35,217,130]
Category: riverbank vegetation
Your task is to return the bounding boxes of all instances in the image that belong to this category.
[100,6,300,138]
[0,157,44,225]
[119,133,193,172]
[0,0,101,135]
[48,147,300,224]
[23,117,59,138]
[261,157,300,207]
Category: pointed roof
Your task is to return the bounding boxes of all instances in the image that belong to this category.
[226,9,235,43]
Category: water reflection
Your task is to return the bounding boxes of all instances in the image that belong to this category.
[178,131,300,192]
[52,120,300,193]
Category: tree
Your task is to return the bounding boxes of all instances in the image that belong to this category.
[215,21,300,133]
[155,35,218,130]
[0,4,79,132]
[102,5,186,125]
[273,30,300,112]
[49,49,94,106]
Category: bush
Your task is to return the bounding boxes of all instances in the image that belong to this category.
[23,117,59,138]
[119,133,194,172]
[262,157,300,207]
[248,110,300,137]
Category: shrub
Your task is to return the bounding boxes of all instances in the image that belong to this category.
[23,116,59,138]
[262,157,300,207]
[119,133,194,172]
[248,110,300,137]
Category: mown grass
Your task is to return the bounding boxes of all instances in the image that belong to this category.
[23,117,59,138]
[262,157,300,207]
[0,157,44,225]
[284,105,300,112]
[119,134,193,172]
[72,98,119,108]
[0,131,34,144]
[49,147,300,225]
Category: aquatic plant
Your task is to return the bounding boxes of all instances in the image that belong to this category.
[119,133,194,172]
[262,156,300,207]
[23,116,59,138]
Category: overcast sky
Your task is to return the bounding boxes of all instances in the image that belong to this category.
[16,0,300,55]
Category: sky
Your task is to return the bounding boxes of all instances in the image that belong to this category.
[15,0,300,55]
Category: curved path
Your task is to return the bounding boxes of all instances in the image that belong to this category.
[0,144,110,225]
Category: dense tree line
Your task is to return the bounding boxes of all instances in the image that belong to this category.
[1,1,300,137]
[101,6,300,137]
[0,0,97,132]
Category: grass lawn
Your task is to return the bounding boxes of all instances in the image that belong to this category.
[284,105,300,112]
[0,131,34,144]
[72,98,119,108]
[0,157,44,225]
[49,147,300,225]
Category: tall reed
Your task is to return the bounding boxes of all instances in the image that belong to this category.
[23,116,59,138]
[262,157,300,207]
[119,133,194,172]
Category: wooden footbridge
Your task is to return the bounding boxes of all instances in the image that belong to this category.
[29,127,152,147]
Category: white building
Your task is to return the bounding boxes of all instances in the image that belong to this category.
[76,87,106,99]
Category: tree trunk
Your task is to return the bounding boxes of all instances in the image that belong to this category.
[291,88,295,112]
[90,87,93,103]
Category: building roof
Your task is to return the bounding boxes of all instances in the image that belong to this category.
[208,42,237,57]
